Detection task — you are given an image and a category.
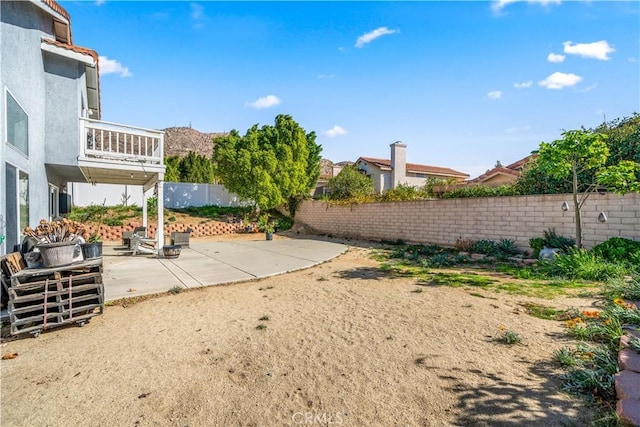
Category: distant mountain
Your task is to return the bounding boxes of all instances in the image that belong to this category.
[163,128,352,177]
[163,127,227,158]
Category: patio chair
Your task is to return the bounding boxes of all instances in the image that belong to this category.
[123,226,147,250]
[170,228,191,248]
[130,234,157,256]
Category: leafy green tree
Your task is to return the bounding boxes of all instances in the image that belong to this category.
[515,114,640,195]
[326,165,374,200]
[593,113,640,166]
[164,156,181,182]
[597,160,640,194]
[179,152,215,184]
[537,129,609,248]
[213,115,321,212]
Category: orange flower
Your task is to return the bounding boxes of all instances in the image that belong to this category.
[582,310,600,319]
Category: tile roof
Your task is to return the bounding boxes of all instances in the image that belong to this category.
[42,0,70,21]
[41,38,98,64]
[467,154,536,183]
[358,157,469,178]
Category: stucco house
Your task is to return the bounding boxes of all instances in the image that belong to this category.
[466,155,535,187]
[431,154,535,196]
[356,142,469,193]
[1,0,166,253]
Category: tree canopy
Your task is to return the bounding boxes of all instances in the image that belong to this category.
[212,114,321,211]
[515,114,640,195]
[164,153,215,184]
[326,165,374,200]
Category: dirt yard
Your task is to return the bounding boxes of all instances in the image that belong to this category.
[0,237,595,426]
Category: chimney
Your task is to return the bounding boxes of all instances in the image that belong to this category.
[390,141,407,189]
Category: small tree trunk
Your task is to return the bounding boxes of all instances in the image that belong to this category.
[572,163,582,248]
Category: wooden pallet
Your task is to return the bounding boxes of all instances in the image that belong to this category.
[8,259,104,337]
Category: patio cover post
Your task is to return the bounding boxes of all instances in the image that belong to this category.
[156,173,164,254]
[142,190,148,229]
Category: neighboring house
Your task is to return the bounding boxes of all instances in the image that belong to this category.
[432,154,535,196]
[356,142,469,193]
[1,0,166,253]
[466,155,535,187]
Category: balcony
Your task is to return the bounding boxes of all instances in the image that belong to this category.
[77,118,165,190]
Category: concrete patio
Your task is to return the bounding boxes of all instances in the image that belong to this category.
[102,236,348,301]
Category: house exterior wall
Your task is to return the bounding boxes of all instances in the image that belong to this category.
[1,1,56,250]
[356,159,388,193]
[295,193,640,251]
[43,51,85,166]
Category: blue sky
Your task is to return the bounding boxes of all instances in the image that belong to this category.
[63,0,639,177]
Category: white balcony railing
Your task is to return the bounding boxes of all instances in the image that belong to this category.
[79,118,164,165]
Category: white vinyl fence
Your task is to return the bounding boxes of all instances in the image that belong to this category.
[72,182,249,208]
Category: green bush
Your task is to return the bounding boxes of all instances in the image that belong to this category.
[439,184,519,199]
[592,237,640,266]
[549,249,627,281]
[496,238,519,256]
[543,228,575,252]
[379,184,428,202]
[276,216,294,231]
[529,237,545,258]
[471,240,498,255]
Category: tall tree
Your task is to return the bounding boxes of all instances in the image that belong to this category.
[537,129,609,248]
[213,115,321,212]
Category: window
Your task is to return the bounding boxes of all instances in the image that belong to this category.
[6,91,29,156]
[4,164,29,251]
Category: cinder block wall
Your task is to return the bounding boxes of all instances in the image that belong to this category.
[295,193,639,250]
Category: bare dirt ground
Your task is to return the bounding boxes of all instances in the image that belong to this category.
[1,235,595,426]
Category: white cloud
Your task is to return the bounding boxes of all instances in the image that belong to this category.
[538,72,582,89]
[563,40,614,61]
[492,0,561,12]
[487,90,503,99]
[324,125,347,138]
[317,74,336,79]
[245,95,281,109]
[581,83,598,93]
[95,0,106,5]
[98,56,132,77]
[355,27,397,48]
[547,53,565,63]
[514,81,533,89]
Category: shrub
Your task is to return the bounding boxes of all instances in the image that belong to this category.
[529,237,545,258]
[543,228,575,252]
[471,239,498,255]
[379,184,428,202]
[592,237,640,266]
[495,238,519,256]
[454,238,476,252]
[276,216,294,231]
[439,184,519,199]
[551,249,627,281]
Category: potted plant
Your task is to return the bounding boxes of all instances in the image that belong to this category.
[258,214,275,241]
[24,219,87,267]
[80,201,106,259]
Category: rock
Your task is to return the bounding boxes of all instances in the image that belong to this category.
[616,398,640,427]
[619,349,640,373]
[616,370,640,400]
